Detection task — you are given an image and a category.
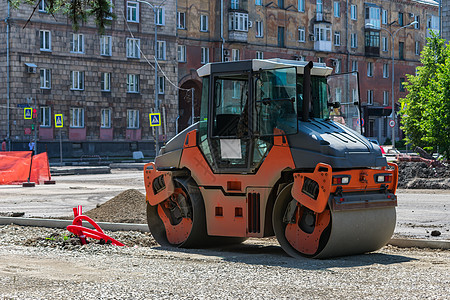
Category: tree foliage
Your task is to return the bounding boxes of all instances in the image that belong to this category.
[400,33,450,159]
[8,0,115,32]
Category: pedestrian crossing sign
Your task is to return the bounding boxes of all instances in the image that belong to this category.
[149,113,161,127]
[24,107,32,119]
[55,114,63,128]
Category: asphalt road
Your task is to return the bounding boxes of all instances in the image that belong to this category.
[0,169,449,240]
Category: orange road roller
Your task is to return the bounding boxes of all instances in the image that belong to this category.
[144,59,398,258]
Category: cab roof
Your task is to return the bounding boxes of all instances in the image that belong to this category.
[197,58,333,77]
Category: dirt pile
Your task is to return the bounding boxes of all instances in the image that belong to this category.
[85,189,147,224]
[398,161,450,189]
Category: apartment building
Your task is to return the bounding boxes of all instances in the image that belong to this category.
[443,0,450,41]
[0,0,178,157]
[176,0,439,144]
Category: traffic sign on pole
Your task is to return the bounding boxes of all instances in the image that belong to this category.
[389,119,395,128]
[149,113,161,127]
[55,114,64,128]
[24,107,32,119]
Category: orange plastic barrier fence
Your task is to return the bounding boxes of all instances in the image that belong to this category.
[0,151,51,185]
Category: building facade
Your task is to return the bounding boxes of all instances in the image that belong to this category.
[176,0,438,144]
[443,0,450,41]
[0,0,178,158]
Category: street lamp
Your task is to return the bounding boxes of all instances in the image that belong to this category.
[137,0,166,156]
[366,21,418,149]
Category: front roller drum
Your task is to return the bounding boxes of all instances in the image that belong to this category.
[273,183,396,258]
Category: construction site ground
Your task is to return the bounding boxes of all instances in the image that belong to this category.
[0,165,449,298]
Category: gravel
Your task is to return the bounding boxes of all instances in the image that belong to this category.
[0,224,449,299]
[398,162,450,189]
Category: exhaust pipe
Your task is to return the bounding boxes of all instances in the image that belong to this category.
[302,61,314,122]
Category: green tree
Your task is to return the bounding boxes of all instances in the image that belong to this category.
[9,0,114,32]
[400,33,450,159]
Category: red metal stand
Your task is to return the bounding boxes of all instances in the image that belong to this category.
[66,205,125,246]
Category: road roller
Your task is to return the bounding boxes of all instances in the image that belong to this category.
[144,59,398,258]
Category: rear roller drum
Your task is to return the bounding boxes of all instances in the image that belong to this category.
[147,177,208,248]
[147,177,247,248]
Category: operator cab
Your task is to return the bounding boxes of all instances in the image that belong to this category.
[196,59,362,174]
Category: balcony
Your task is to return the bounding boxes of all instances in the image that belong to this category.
[228,11,249,42]
[228,31,248,42]
[364,30,380,57]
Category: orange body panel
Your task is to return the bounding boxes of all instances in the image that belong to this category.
[144,162,175,206]
[179,130,295,237]
[291,163,332,213]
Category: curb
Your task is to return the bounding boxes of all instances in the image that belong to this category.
[50,166,111,176]
[388,238,450,250]
[0,217,148,232]
[1,217,449,250]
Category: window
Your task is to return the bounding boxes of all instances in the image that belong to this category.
[158,76,165,94]
[231,0,239,9]
[232,49,240,61]
[400,78,405,92]
[101,109,111,128]
[278,0,284,9]
[126,38,140,58]
[428,15,439,30]
[100,35,112,56]
[415,41,420,55]
[352,60,358,72]
[351,5,357,20]
[367,90,374,105]
[157,41,166,60]
[127,74,139,93]
[127,109,139,129]
[317,0,323,13]
[352,89,358,102]
[200,15,208,32]
[383,91,389,106]
[229,12,248,31]
[40,69,51,89]
[351,33,357,48]
[382,36,388,52]
[335,88,342,102]
[156,7,165,25]
[105,3,113,20]
[278,27,285,47]
[256,51,263,59]
[334,1,340,18]
[70,108,84,128]
[177,12,186,29]
[71,33,84,53]
[382,9,387,24]
[365,6,381,29]
[399,42,404,60]
[177,45,186,62]
[365,31,380,47]
[298,26,305,42]
[71,71,84,90]
[201,47,209,64]
[318,57,325,63]
[40,30,51,51]
[256,0,262,5]
[256,21,263,37]
[127,1,139,22]
[414,15,420,29]
[314,25,331,42]
[398,12,404,26]
[367,62,373,77]
[383,63,389,78]
[101,72,111,92]
[40,106,51,127]
[39,0,46,12]
[334,31,341,46]
[334,59,341,73]
[298,0,305,12]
